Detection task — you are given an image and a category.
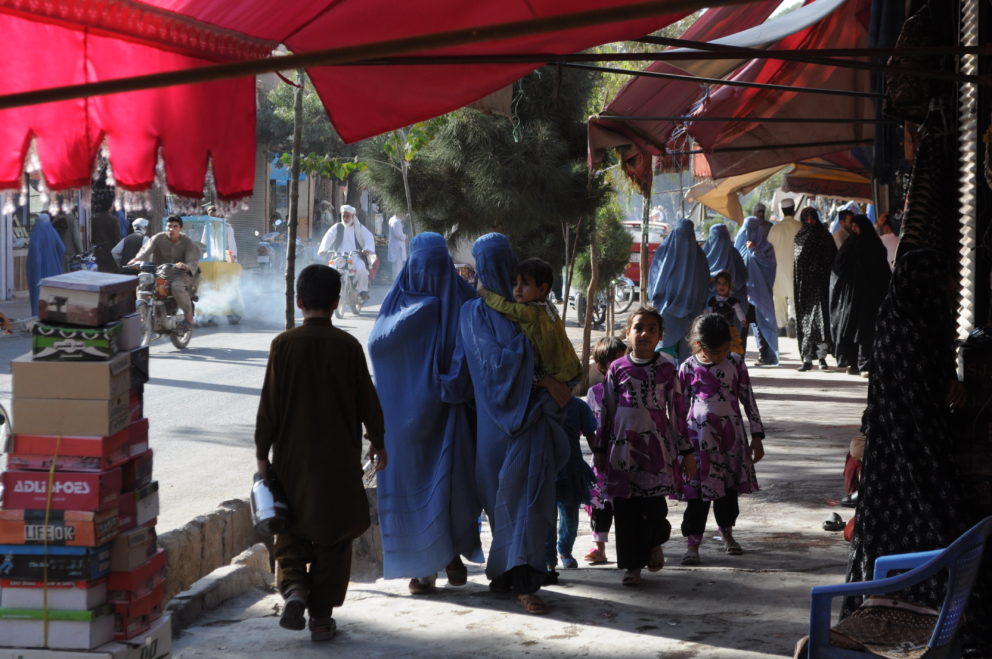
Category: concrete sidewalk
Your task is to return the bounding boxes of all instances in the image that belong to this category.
[172,334,867,658]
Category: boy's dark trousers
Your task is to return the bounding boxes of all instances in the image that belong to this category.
[612,496,671,570]
[681,489,740,536]
[274,532,353,618]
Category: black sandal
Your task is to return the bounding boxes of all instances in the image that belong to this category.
[822,512,846,532]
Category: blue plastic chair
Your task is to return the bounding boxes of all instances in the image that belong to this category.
[805,515,992,658]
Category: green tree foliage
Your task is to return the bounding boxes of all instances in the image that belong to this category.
[359,66,606,272]
[256,77,353,157]
[573,199,633,288]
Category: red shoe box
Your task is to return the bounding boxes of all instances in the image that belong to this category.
[112,582,164,640]
[107,549,166,604]
[8,426,131,473]
[128,387,142,423]
[0,508,118,547]
[117,482,158,532]
[1,468,122,512]
[119,450,152,492]
[128,418,149,456]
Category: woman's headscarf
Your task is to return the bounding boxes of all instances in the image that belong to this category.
[375,232,474,372]
[648,218,711,353]
[27,213,65,315]
[703,223,748,301]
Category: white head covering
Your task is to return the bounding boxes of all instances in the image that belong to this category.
[340,204,357,215]
[132,217,149,234]
[843,200,861,214]
[780,197,795,214]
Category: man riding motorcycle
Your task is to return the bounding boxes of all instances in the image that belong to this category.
[316,204,374,302]
[129,215,201,331]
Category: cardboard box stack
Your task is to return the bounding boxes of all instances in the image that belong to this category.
[0,272,171,657]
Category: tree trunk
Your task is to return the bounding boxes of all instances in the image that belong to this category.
[581,214,599,392]
[401,158,416,236]
[560,219,581,325]
[285,69,304,330]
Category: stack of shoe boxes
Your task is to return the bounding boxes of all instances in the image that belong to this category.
[0,271,170,656]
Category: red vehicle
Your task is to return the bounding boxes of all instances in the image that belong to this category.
[622,221,669,285]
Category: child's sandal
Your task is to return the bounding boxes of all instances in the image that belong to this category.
[583,547,607,564]
[681,547,700,566]
[621,569,642,587]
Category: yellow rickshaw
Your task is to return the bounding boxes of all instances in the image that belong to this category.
[178,215,245,325]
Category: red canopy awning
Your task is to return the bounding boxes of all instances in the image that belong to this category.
[686,0,874,178]
[0,0,715,202]
[587,2,779,193]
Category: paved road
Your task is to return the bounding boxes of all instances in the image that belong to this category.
[0,277,385,532]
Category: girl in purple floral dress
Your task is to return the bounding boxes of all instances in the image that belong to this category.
[677,313,765,566]
[593,307,697,587]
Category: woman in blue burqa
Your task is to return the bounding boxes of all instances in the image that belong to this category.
[737,215,779,366]
[647,218,710,361]
[368,232,483,595]
[703,223,748,301]
[26,213,65,315]
[459,233,570,615]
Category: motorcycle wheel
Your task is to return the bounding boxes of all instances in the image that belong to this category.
[140,304,155,347]
[351,300,362,316]
[227,314,242,325]
[613,280,635,314]
[592,292,607,327]
[170,312,192,349]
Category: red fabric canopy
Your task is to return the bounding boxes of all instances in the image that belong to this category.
[587,2,779,193]
[0,0,703,200]
[687,0,874,178]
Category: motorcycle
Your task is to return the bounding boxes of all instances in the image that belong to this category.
[326,250,365,318]
[124,262,194,349]
[68,249,98,272]
[570,276,637,328]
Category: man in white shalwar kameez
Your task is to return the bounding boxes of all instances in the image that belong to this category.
[767,198,801,334]
[317,204,375,300]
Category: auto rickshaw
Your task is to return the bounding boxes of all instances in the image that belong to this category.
[173,214,245,325]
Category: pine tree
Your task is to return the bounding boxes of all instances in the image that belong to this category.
[360,66,606,271]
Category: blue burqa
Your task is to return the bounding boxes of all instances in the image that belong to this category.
[703,223,748,302]
[26,213,65,315]
[459,233,569,590]
[368,233,483,578]
[738,215,779,363]
[648,218,711,361]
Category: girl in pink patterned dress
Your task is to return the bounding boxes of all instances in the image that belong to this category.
[677,313,765,566]
[593,307,697,587]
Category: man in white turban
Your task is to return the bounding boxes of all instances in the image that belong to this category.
[317,205,375,300]
[767,198,800,335]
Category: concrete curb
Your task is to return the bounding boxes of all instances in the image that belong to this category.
[166,543,274,635]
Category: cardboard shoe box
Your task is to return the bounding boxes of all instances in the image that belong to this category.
[8,426,131,473]
[0,578,107,610]
[2,468,122,512]
[127,418,149,456]
[112,581,164,641]
[107,549,166,604]
[31,320,121,361]
[0,543,112,581]
[120,450,153,492]
[0,611,171,659]
[12,394,131,438]
[38,271,137,327]
[0,509,119,547]
[12,351,131,400]
[109,526,156,573]
[128,346,149,388]
[0,603,115,649]
[117,482,158,532]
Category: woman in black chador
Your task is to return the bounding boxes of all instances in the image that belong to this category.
[793,207,836,371]
[828,214,890,375]
[845,248,967,616]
